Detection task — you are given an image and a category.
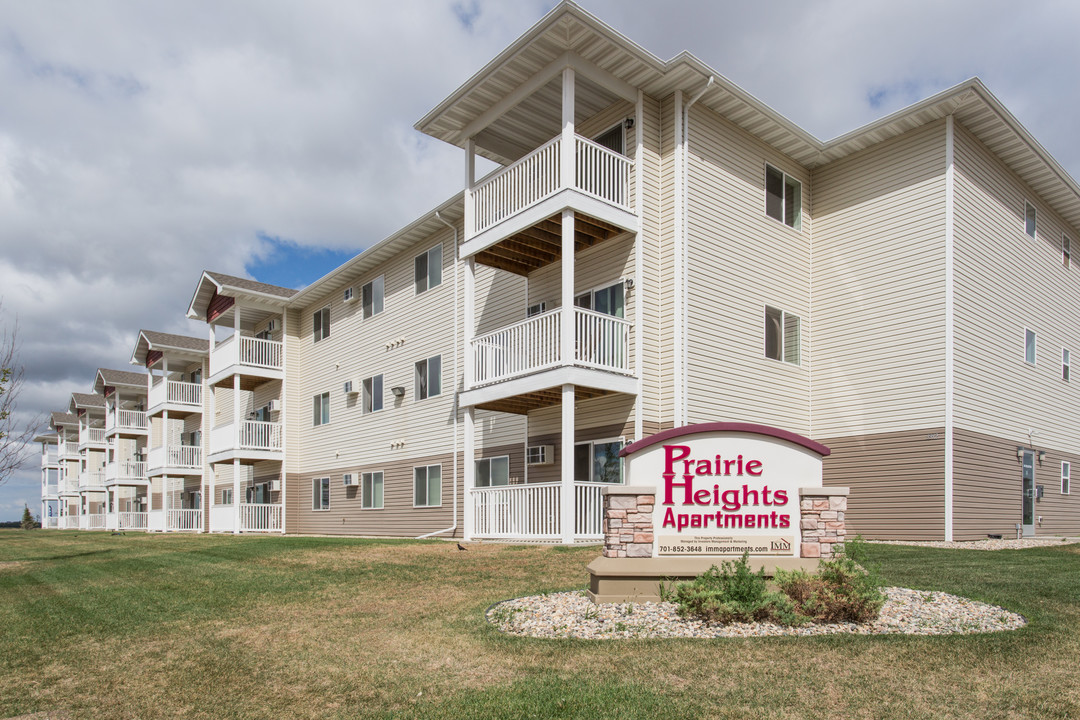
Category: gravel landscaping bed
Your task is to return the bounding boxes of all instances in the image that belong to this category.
[869,537,1080,551]
[487,587,1026,639]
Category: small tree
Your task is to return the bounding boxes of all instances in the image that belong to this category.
[21,505,35,530]
[0,301,43,487]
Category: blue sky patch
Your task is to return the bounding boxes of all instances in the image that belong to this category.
[247,233,358,290]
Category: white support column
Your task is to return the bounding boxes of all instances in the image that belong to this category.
[560,383,575,544]
[464,137,475,240]
[464,257,475,390]
[634,88,644,443]
[672,89,685,427]
[163,474,170,531]
[279,311,288,535]
[233,459,241,534]
[561,206,575,367]
[463,406,475,541]
[560,66,576,191]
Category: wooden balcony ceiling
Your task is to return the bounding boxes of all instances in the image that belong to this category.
[210,375,273,392]
[476,212,624,276]
[476,386,612,415]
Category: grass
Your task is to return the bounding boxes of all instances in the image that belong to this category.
[1,531,1078,719]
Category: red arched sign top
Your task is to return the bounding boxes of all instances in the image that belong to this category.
[619,422,831,458]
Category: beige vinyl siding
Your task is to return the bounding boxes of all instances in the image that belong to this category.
[577,100,633,150]
[284,308,301,476]
[684,103,812,433]
[658,93,676,427]
[812,120,947,437]
[953,124,1080,454]
[524,394,634,484]
[821,428,946,540]
[639,93,664,427]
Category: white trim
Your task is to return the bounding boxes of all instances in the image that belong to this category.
[572,436,627,484]
[1062,461,1071,495]
[414,243,443,295]
[1024,200,1037,239]
[633,88,644,444]
[361,471,384,510]
[361,275,385,320]
[944,114,955,542]
[1024,327,1037,365]
[412,464,443,508]
[763,162,803,231]
[474,455,511,488]
[1063,233,1072,268]
[1063,347,1071,382]
[311,477,330,511]
[673,89,684,427]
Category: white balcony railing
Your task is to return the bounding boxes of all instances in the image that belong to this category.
[79,428,106,446]
[79,470,106,488]
[60,515,79,530]
[43,516,59,529]
[43,483,58,496]
[118,511,148,530]
[210,505,235,533]
[109,410,148,433]
[209,334,283,377]
[167,509,202,531]
[85,513,106,531]
[469,482,607,540]
[148,445,203,471]
[469,134,632,237]
[59,441,79,458]
[211,421,282,455]
[470,307,631,386]
[43,449,59,465]
[106,460,147,482]
[240,503,282,532]
[149,379,203,409]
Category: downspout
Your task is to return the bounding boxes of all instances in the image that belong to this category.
[678,76,714,426]
[417,210,459,539]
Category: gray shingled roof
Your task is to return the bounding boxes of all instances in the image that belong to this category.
[50,412,78,427]
[141,330,209,353]
[70,393,105,408]
[205,271,298,299]
[33,432,58,444]
[98,368,147,387]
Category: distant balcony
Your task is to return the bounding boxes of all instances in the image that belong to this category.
[147,444,203,474]
[42,449,59,466]
[149,379,203,414]
[78,427,107,450]
[105,460,147,484]
[106,410,148,437]
[78,470,106,489]
[167,509,202,532]
[209,335,283,382]
[209,421,282,461]
[58,441,80,460]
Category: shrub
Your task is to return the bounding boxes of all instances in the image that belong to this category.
[669,552,807,626]
[775,552,885,624]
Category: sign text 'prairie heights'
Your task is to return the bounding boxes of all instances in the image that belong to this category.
[660,444,791,531]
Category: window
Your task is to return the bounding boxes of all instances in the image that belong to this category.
[313,307,331,342]
[221,488,233,506]
[362,276,384,319]
[415,356,441,400]
[1025,202,1037,238]
[190,369,202,385]
[312,477,330,510]
[312,392,330,426]
[764,306,801,364]
[527,301,547,317]
[593,124,625,155]
[476,456,510,487]
[414,465,442,507]
[362,374,383,414]
[1025,329,1036,365]
[1064,235,1072,268]
[765,164,801,230]
[362,471,384,509]
[575,282,624,318]
[1063,462,1071,495]
[414,244,443,294]
[247,482,271,504]
[574,439,624,484]
[1064,348,1071,382]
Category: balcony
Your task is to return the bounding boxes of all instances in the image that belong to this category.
[148,379,203,415]
[147,445,203,475]
[470,482,605,541]
[209,503,283,533]
[167,509,202,532]
[105,460,148,484]
[42,449,59,466]
[58,441,79,460]
[78,427,106,450]
[78,470,106,489]
[106,410,148,437]
[117,511,148,530]
[209,335,283,383]
[209,421,282,462]
[463,133,636,256]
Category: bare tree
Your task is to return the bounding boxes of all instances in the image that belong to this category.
[0,302,43,486]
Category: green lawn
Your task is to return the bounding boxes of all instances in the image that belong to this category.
[1,530,1078,719]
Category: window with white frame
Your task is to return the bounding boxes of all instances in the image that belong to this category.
[313,306,331,342]
[414,465,442,507]
[527,301,547,317]
[575,282,624,318]
[765,164,801,230]
[1063,461,1071,494]
[414,244,443,294]
[362,471,383,509]
[312,392,330,426]
[221,488,233,506]
[1025,202,1037,238]
[1064,348,1071,382]
[312,477,330,510]
[764,306,801,364]
[574,439,624,484]
[1025,329,1037,365]
[475,456,510,487]
[362,276,384,319]
[415,355,441,400]
[593,123,625,155]
[1064,235,1072,268]
[362,374,383,414]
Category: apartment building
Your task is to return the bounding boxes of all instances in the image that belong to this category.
[35,433,59,528]
[40,2,1080,541]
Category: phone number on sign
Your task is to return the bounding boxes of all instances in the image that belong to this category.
[658,544,773,555]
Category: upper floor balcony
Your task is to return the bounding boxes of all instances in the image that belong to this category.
[462,132,636,258]
[78,427,106,450]
[58,441,80,461]
[208,420,282,463]
[79,469,107,490]
[105,460,148,485]
[209,335,283,385]
[147,444,203,476]
[105,409,149,438]
[148,379,203,416]
[42,447,59,467]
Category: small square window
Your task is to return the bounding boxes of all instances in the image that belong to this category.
[764,306,801,365]
[362,471,384,509]
[312,477,330,510]
[362,276,384,319]
[1025,202,1036,238]
[362,374,383,414]
[765,164,801,230]
[415,356,441,400]
[415,244,443,294]
[313,307,331,342]
[221,488,233,506]
[414,465,442,507]
[1025,329,1036,365]
[312,392,330,426]
[1062,462,1071,495]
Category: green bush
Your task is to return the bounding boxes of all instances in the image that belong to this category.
[774,551,885,624]
[669,552,806,626]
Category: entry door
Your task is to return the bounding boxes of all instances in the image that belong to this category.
[1022,450,1036,537]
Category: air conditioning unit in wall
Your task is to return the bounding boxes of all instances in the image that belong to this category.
[270,479,282,492]
[343,287,356,303]
[526,445,554,466]
[343,381,356,395]
[267,399,281,412]
[266,319,278,332]
[343,473,358,487]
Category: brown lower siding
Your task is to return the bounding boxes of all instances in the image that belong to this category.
[819,428,946,540]
[954,428,1080,540]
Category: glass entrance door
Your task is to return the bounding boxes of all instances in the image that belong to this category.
[1022,450,1035,537]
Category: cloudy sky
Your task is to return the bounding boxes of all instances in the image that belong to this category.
[2,0,1079,520]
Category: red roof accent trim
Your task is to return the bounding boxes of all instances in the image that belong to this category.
[620,422,831,458]
[207,291,235,323]
[146,350,163,369]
